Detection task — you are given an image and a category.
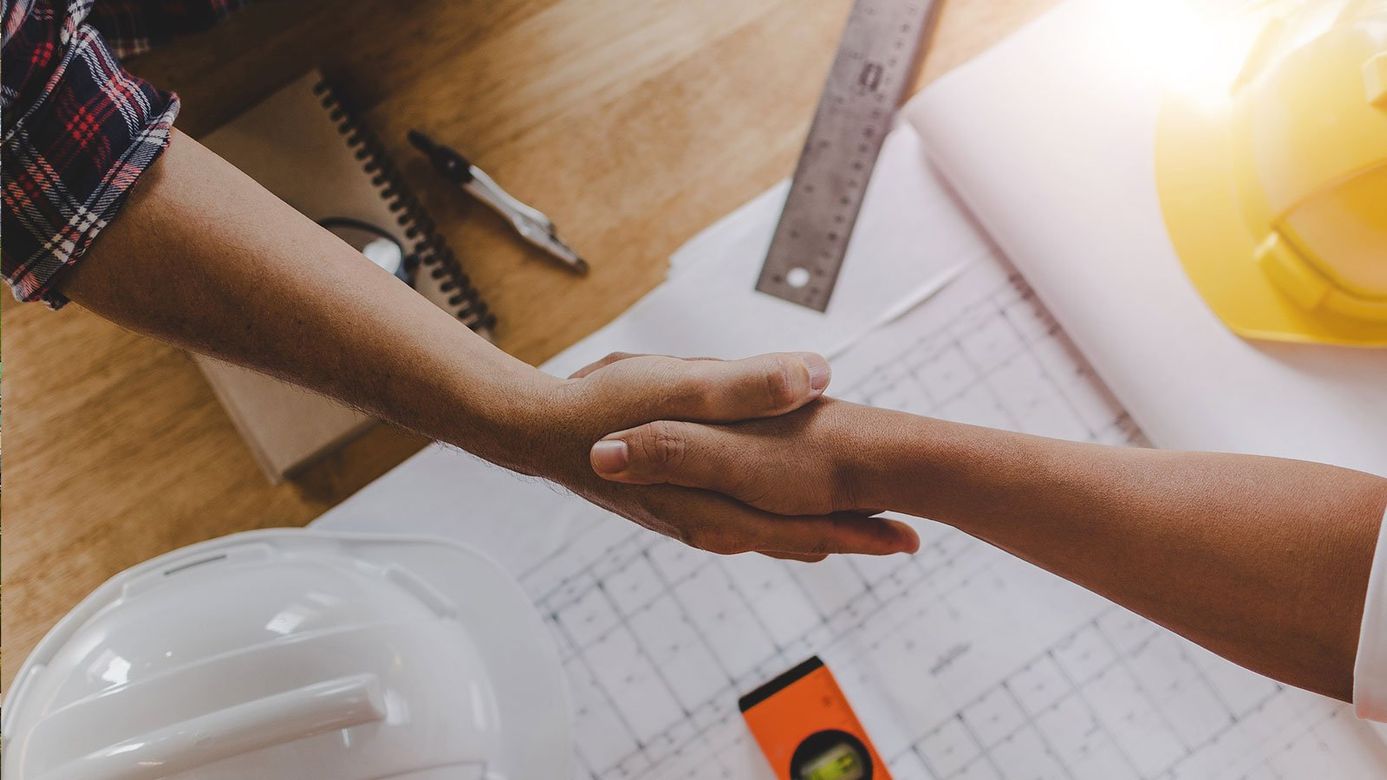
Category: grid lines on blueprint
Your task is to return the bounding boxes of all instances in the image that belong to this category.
[519,256,1378,780]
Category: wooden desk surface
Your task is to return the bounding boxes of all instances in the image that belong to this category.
[0,0,1053,691]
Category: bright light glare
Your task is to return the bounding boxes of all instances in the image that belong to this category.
[264,605,309,635]
[1115,0,1270,103]
[98,652,132,686]
[1116,0,1364,107]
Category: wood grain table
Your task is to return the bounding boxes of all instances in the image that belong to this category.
[1,0,1054,692]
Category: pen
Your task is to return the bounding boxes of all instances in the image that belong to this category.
[407,130,589,275]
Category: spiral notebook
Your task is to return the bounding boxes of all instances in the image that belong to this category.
[197,70,493,481]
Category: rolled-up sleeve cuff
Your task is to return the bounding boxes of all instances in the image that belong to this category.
[2,24,179,308]
[1354,507,1387,721]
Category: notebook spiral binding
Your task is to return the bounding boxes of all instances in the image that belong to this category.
[311,79,497,335]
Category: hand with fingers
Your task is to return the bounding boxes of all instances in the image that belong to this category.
[529,351,918,562]
[586,377,897,520]
[581,355,1387,710]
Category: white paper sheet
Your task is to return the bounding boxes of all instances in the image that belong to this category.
[317,251,1387,779]
[545,122,989,378]
[903,0,1387,476]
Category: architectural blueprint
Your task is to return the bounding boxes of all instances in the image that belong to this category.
[316,116,1387,776]
[512,253,1387,779]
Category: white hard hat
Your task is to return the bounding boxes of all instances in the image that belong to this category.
[1,529,572,780]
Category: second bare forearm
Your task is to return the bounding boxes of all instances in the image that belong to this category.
[862,413,1387,699]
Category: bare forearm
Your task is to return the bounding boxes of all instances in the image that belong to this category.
[64,130,549,472]
[591,395,1387,696]
[57,131,919,560]
[864,414,1387,700]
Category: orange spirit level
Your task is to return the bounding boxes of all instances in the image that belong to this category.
[739,657,890,780]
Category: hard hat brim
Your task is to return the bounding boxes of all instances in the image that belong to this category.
[1156,93,1387,348]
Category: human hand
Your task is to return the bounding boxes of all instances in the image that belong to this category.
[521,352,917,561]
[587,392,904,518]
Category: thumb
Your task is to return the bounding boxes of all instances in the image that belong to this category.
[590,420,728,489]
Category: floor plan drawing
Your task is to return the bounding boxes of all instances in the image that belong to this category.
[517,253,1386,779]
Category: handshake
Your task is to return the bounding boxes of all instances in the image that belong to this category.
[517,350,922,562]
[503,347,1387,706]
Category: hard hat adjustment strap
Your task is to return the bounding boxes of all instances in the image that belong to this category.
[1366,52,1387,108]
[1257,232,1387,322]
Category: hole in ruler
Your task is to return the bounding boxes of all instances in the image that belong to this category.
[786,267,811,289]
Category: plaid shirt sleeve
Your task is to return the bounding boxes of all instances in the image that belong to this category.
[1,0,245,307]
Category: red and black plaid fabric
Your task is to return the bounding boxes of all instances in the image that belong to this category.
[2,0,246,307]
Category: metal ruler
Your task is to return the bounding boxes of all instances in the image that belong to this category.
[755,0,942,311]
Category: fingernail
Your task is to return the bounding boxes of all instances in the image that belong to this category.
[590,440,629,474]
[805,355,831,393]
[898,525,921,554]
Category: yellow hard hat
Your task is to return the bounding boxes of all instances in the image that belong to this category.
[1156,0,1387,347]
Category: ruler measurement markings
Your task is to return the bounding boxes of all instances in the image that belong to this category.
[756,0,939,311]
